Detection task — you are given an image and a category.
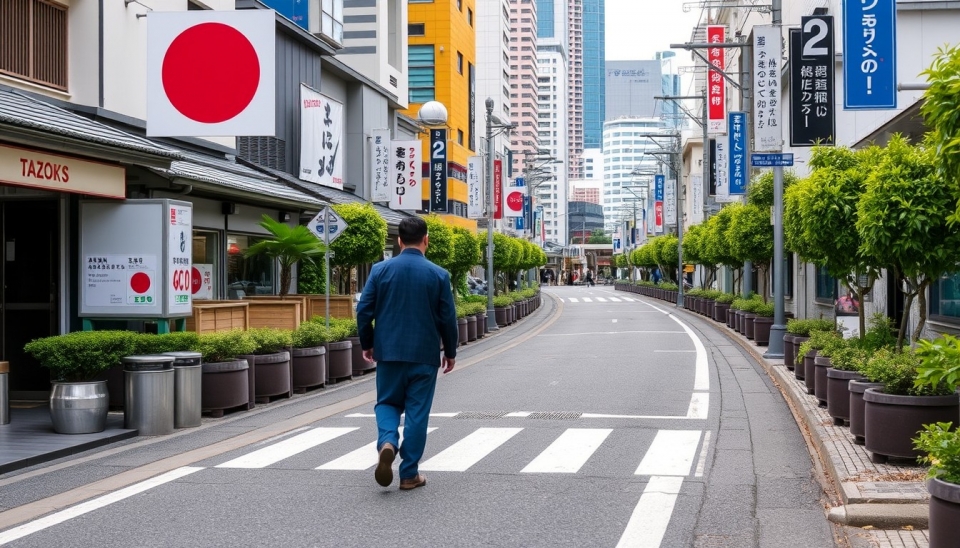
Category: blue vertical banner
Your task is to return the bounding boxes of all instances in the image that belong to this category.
[429,129,448,212]
[842,0,897,109]
[654,175,664,202]
[262,0,308,29]
[514,177,525,230]
[728,112,747,195]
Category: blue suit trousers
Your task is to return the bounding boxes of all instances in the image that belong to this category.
[375,361,439,480]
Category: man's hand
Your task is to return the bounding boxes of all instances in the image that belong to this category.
[362,349,375,364]
[442,356,455,374]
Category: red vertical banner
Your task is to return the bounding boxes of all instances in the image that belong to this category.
[654,202,664,233]
[493,159,503,219]
[707,25,727,134]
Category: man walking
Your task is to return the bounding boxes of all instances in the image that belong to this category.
[356,217,459,491]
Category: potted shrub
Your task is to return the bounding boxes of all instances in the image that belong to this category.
[331,317,373,376]
[325,320,354,383]
[291,321,330,392]
[795,329,841,400]
[714,293,734,323]
[810,331,846,407]
[784,319,807,370]
[456,303,470,345]
[825,344,869,426]
[493,295,512,327]
[914,422,960,548]
[243,328,294,404]
[752,302,775,346]
[197,330,257,418]
[24,330,138,434]
[861,346,959,463]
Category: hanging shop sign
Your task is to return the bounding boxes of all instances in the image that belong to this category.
[790,18,836,146]
[299,84,344,190]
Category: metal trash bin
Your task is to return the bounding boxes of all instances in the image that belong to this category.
[123,355,175,436]
[0,361,9,425]
[163,351,202,428]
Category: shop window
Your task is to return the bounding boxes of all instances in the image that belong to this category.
[815,265,835,303]
[226,235,275,299]
[930,272,960,323]
[0,0,68,90]
[192,231,219,300]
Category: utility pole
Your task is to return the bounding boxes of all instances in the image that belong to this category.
[764,0,786,359]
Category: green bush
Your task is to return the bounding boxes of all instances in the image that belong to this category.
[135,332,200,355]
[798,330,843,359]
[247,328,293,354]
[329,317,358,337]
[462,294,487,304]
[24,330,139,382]
[715,293,735,304]
[914,422,960,484]
[196,330,257,363]
[753,302,775,317]
[292,322,333,348]
[786,318,836,336]
[829,345,869,372]
[493,295,513,307]
[687,288,705,297]
[915,333,960,394]
[860,349,950,396]
[862,313,898,351]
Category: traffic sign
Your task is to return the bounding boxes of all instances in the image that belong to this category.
[751,153,794,167]
[308,206,348,244]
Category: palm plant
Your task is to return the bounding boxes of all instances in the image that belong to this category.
[244,214,325,296]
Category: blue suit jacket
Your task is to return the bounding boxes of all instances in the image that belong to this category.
[356,248,458,366]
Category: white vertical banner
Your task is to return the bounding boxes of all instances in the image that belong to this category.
[370,129,391,202]
[389,140,423,211]
[691,175,704,224]
[714,137,734,203]
[299,84,344,189]
[502,180,525,218]
[664,179,677,226]
[753,25,782,151]
[467,156,484,219]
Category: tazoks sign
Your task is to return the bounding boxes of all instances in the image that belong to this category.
[0,144,125,198]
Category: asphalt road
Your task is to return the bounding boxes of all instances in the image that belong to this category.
[0,286,841,547]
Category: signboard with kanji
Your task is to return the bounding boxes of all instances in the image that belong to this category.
[429,129,448,212]
[706,25,727,134]
[370,129,391,201]
[842,0,896,109]
[790,18,836,146]
[389,141,422,211]
[753,25,782,151]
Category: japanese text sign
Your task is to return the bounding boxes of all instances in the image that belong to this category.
[754,25,782,151]
[493,160,503,219]
[707,25,727,134]
[729,112,748,195]
[714,136,736,203]
[370,129,391,201]
[467,156,483,219]
[299,84,344,189]
[654,174,664,202]
[429,129,448,212]
[842,0,897,109]
[790,22,836,146]
[389,140,422,211]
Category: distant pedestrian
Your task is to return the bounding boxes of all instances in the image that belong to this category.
[585,270,594,287]
[356,217,459,491]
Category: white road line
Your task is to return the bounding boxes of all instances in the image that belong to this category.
[569,298,580,303]
[583,298,593,302]
[344,413,458,418]
[615,476,685,548]
[0,466,203,546]
[420,428,522,472]
[504,412,532,417]
[580,413,702,420]
[596,297,608,302]
[612,319,618,323]
[520,428,612,474]
[610,297,623,302]
[685,393,709,419]
[217,427,358,469]
[316,427,437,470]
[695,431,712,477]
[635,430,702,476]
[653,350,695,353]
[540,330,684,337]
[664,314,710,391]
[622,297,636,302]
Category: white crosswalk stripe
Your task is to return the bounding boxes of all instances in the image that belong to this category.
[562,295,637,303]
[521,428,612,474]
[420,427,523,472]
[217,427,358,469]
[582,297,593,302]
[596,297,608,302]
[317,427,437,470]
[569,298,579,302]
[610,297,622,302]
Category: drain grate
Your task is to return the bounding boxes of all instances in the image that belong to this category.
[526,412,583,420]
[455,411,510,420]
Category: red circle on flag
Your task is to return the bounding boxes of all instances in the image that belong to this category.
[507,192,524,210]
[191,267,203,295]
[130,272,151,294]
[162,23,260,123]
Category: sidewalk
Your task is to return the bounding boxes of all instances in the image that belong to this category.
[673,304,931,548]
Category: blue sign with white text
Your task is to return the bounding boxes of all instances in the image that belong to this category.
[729,112,748,195]
[751,153,795,167]
[842,0,897,109]
[654,175,664,202]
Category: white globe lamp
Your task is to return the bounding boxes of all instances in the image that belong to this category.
[418,101,448,126]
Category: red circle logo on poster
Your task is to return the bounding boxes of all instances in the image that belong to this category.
[506,192,524,211]
[191,267,203,295]
[130,272,151,294]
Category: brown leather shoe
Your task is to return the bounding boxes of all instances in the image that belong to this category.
[375,443,396,487]
[399,473,427,490]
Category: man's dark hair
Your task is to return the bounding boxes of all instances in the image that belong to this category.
[399,217,428,245]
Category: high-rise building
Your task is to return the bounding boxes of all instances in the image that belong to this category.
[509,0,540,175]
[570,185,601,205]
[566,0,583,180]
[601,118,663,233]
[404,0,478,226]
[656,51,684,130]
[582,0,605,149]
[605,61,663,120]
[335,0,408,106]
[475,0,512,178]
[536,0,569,245]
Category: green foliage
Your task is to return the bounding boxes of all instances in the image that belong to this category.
[746,170,799,209]
[244,214,325,295]
[682,223,706,265]
[247,328,293,354]
[291,321,333,348]
[656,235,679,271]
[727,203,773,266]
[449,227,482,292]
[196,330,257,363]
[786,318,836,336]
[862,313,898,351]
[423,214,454,271]
[24,330,139,382]
[914,422,960,484]
[702,206,739,267]
[715,293,735,304]
[798,330,843,358]
[921,44,960,207]
[915,334,960,393]
[135,332,200,355]
[752,302,775,317]
[329,203,387,268]
[296,257,327,294]
[860,348,949,396]
[493,295,513,307]
[492,232,515,272]
[329,317,358,337]
[587,230,612,244]
[830,345,870,372]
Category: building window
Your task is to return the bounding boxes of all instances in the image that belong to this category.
[0,0,68,90]
[468,8,473,26]
[408,23,425,36]
[192,231,220,300]
[457,0,462,10]
[226,235,275,299]
[457,51,463,74]
[408,45,436,103]
[815,265,835,303]
[930,272,960,322]
[457,129,464,145]
[319,0,344,44]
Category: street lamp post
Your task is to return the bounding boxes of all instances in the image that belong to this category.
[484,98,515,332]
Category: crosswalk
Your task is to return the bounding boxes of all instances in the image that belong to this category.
[564,296,634,303]
[212,425,706,478]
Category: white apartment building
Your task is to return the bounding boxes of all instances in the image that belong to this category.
[338,0,408,107]
[475,0,513,186]
[509,0,541,175]
[535,0,569,245]
[602,118,663,234]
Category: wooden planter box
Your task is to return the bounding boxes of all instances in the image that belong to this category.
[245,300,302,330]
[186,302,250,334]
[246,294,355,322]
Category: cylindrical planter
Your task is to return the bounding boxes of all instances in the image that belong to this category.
[864,389,960,463]
[252,351,292,402]
[753,316,773,346]
[928,478,960,548]
[714,302,730,323]
[783,334,796,370]
[734,310,743,333]
[478,313,488,337]
[347,336,375,375]
[326,340,353,382]
[802,349,818,391]
[726,307,735,329]
[508,305,515,324]
[50,380,109,434]
[292,346,326,391]
[201,359,251,418]
[744,313,757,340]
[849,380,884,445]
[467,315,478,342]
[813,355,831,406]
[792,336,809,370]
[495,307,509,327]
[707,300,715,318]
[826,369,864,425]
[458,318,469,345]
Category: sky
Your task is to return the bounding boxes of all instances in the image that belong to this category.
[605,0,705,62]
